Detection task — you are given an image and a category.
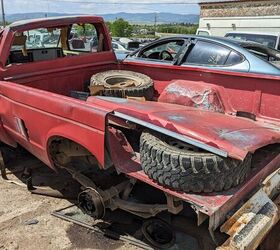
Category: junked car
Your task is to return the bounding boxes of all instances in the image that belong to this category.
[112,41,130,53]
[125,35,280,76]
[0,16,279,249]
[112,41,132,60]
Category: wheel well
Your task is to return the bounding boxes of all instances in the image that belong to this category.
[48,136,99,170]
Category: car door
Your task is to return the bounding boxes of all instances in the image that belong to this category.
[181,39,250,73]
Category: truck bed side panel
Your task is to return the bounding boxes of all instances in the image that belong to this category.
[0,81,112,167]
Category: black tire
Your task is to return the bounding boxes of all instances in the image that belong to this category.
[140,131,252,193]
[90,70,154,100]
[171,216,222,250]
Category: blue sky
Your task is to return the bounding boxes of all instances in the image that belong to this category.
[4,0,200,14]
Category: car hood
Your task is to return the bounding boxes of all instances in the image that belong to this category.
[88,96,280,161]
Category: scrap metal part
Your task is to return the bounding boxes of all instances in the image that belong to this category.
[63,164,183,219]
[52,205,154,250]
[218,168,280,250]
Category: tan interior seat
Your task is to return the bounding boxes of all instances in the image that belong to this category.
[13,34,28,56]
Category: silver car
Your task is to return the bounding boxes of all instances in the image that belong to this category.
[125,35,280,76]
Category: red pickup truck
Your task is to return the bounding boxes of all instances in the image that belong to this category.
[0,16,279,249]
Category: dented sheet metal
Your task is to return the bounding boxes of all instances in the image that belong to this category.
[218,168,280,250]
[158,80,225,113]
[113,111,227,157]
[108,124,280,230]
[88,96,280,161]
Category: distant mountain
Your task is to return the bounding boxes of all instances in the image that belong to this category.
[102,12,199,24]
[6,12,199,24]
[6,12,68,22]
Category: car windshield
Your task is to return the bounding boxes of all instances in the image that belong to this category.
[225,33,277,49]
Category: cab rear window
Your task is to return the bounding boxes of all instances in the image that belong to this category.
[7,23,107,66]
[11,28,61,51]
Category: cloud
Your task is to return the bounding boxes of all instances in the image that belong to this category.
[4,0,199,14]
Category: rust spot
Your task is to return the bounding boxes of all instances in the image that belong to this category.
[221,216,238,233]
[265,180,272,188]
[263,179,272,195]
[244,203,253,211]
[228,220,243,236]
[241,217,250,225]
[221,202,254,234]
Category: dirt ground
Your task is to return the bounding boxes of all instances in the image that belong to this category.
[0,146,218,250]
[0,149,138,250]
[1,145,278,250]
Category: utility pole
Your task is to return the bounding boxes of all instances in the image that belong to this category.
[154,12,158,37]
[47,1,50,17]
[1,0,5,27]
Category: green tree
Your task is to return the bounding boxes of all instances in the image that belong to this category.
[157,23,198,35]
[74,24,96,37]
[111,18,132,37]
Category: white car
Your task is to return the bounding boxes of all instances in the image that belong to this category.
[112,42,130,54]
[225,31,280,50]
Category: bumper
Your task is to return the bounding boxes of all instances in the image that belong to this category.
[218,168,280,250]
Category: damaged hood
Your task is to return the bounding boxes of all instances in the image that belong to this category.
[88,96,280,160]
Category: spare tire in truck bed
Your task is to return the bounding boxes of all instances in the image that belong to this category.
[90,70,154,100]
[140,131,252,193]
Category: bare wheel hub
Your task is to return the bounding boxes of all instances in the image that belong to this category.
[78,188,105,219]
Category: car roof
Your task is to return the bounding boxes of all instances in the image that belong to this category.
[225,31,280,37]
[155,34,252,53]
[158,35,280,58]
[8,15,104,32]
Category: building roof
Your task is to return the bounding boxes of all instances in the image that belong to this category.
[199,0,259,4]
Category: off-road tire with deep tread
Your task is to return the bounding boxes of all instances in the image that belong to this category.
[140,131,252,193]
[90,70,154,100]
